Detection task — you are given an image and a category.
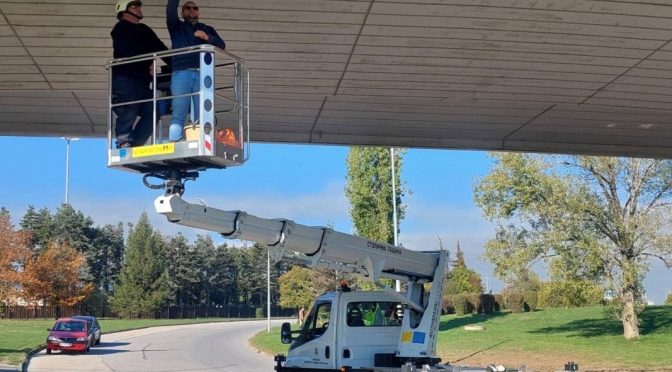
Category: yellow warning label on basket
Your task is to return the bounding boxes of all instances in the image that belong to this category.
[132,143,175,158]
[401,331,412,343]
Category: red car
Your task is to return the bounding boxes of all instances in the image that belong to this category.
[46,318,93,354]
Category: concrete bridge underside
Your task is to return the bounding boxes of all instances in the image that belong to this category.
[2,0,672,157]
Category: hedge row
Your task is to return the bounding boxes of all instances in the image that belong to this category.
[442,285,611,316]
[442,291,539,315]
[442,293,498,315]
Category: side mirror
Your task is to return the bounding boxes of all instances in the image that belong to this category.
[280,322,293,344]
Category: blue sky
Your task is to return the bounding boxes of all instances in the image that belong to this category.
[0,136,669,304]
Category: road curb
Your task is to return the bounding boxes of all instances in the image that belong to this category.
[20,344,44,372]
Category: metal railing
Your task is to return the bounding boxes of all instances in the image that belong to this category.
[105,45,249,161]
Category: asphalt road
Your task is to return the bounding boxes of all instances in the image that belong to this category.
[28,319,289,372]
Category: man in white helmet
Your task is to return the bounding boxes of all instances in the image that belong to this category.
[166,0,225,142]
[111,0,168,148]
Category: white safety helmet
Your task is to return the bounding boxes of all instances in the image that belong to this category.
[116,0,142,18]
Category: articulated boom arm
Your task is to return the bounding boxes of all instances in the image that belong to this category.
[155,194,438,283]
[156,193,449,363]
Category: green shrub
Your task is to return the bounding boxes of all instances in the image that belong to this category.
[537,282,563,308]
[538,280,604,308]
[255,307,265,318]
[507,292,525,313]
[442,295,455,314]
[453,294,469,316]
[480,294,496,314]
[523,290,538,312]
[493,294,504,311]
[466,293,482,313]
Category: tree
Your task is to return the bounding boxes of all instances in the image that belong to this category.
[502,271,542,312]
[345,147,406,244]
[20,205,126,311]
[166,234,200,305]
[247,244,270,307]
[453,241,466,268]
[111,213,170,318]
[22,241,93,317]
[445,242,483,295]
[0,213,31,305]
[20,206,54,253]
[243,243,290,309]
[537,279,604,308]
[278,266,319,310]
[666,293,672,305]
[231,245,254,305]
[51,204,96,253]
[208,243,237,306]
[346,147,406,290]
[194,235,219,306]
[474,153,672,339]
[89,223,125,294]
[445,266,483,295]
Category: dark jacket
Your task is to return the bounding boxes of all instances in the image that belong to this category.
[166,0,225,71]
[111,20,168,83]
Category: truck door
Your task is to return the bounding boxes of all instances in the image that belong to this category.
[337,300,402,368]
[285,300,336,369]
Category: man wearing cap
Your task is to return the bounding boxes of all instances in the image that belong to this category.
[111,0,168,148]
[166,0,225,142]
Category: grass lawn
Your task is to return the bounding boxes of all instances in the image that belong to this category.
[0,317,239,366]
[251,306,672,372]
[250,321,300,355]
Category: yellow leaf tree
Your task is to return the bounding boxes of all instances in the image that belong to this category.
[0,214,31,305]
[23,241,93,317]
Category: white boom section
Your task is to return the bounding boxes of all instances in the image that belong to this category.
[155,194,438,283]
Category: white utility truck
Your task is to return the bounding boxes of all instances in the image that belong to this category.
[153,192,448,372]
[106,48,515,372]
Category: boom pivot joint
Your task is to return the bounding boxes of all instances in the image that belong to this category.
[142,170,199,196]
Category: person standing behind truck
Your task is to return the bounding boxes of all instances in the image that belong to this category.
[165,0,226,142]
[111,0,168,148]
[298,307,306,327]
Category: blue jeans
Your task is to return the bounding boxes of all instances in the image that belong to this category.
[112,75,153,148]
[169,69,200,141]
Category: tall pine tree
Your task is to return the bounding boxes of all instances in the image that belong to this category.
[111,213,169,318]
[20,206,54,253]
[208,243,237,306]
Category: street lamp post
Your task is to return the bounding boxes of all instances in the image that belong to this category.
[391,148,401,292]
[476,260,491,293]
[100,284,104,317]
[63,137,79,204]
[267,249,271,332]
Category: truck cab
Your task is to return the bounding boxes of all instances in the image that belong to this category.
[281,291,403,370]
